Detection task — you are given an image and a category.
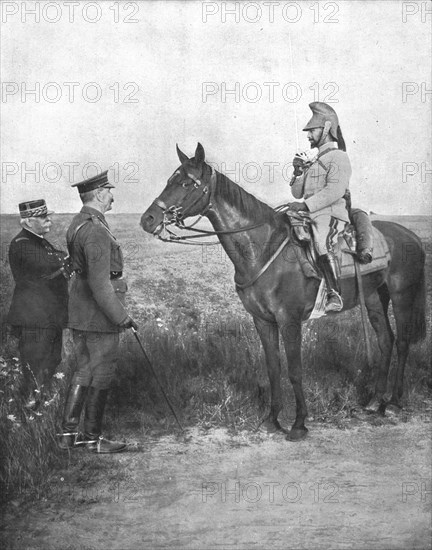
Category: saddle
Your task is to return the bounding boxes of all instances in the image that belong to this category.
[281,208,391,281]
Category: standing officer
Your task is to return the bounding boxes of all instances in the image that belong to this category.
[58,171,136,454]
[288,102,351,312]
[7,200,69,405]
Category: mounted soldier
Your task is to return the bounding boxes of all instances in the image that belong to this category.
[288,102,353,312]
[7,200,69,406]
[58,171,137,454]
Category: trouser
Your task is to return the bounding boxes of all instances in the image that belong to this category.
[12,325,63,397]
[71,329,119,390]
[311,215,349,256]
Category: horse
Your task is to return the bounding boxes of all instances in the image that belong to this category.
[140,143,426,441]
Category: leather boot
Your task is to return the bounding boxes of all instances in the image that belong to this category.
[58,385,87,450]
[80,387,126,454]
[319,253,343,312]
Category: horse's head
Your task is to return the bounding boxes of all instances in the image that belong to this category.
[140,143,215,235]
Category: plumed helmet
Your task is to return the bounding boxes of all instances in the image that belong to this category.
[303,102,339,140]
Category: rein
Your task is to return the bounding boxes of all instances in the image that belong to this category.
[152,165,268,245]
[151,164,304,290]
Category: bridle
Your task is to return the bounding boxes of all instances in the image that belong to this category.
[148,160,300,291]
[150,163,267,245]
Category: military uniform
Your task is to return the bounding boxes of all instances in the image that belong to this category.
[290,102,351,312]
[291,141,351,255]
[59,171,131,454]
[7,200,68,398]
[67,205,128,387]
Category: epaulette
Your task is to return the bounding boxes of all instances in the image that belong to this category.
[15,237,30,243]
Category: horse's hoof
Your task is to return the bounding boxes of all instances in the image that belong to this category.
[385,403,402,417]
[257,417,282,434]
[285,428,308,442]
[364,397,381,414]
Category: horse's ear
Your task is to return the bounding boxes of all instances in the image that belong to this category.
[194,143,205,165]
[176,144,189,165]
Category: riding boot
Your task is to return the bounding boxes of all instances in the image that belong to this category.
[81,387,126,454]
[58,385,87,450]
[319,253,343,312]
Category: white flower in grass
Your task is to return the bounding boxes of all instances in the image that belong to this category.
[13,357,19,362]
[34,411,42,416]
[28,416,35,421]
[8,398,13,402]
[7,414,17,422]
[53,372,65,380]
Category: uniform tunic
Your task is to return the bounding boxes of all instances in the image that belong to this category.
[66,206,129,389]
[67,206,128,332]
[7,228,68,389]
[291,142,351,255]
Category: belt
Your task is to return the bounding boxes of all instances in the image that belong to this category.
[75,269,123,279]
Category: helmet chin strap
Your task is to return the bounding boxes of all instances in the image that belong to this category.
[318,121,332,148]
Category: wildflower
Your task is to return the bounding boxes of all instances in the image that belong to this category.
[34,411,43,416]
[53,372,65,380]
[8,398,13,402]
[13,357,19,362]
[7,414,17,422]
[28,416,35,421]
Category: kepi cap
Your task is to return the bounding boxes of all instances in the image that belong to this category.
[71,170,114,194]
[19,199,54,218]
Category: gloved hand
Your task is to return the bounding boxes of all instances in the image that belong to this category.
[119,316,138,330]
[292,155,305,176]
[288,202,309,213]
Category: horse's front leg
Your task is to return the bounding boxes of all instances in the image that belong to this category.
[253,317,284,433]
[280,320,308,441]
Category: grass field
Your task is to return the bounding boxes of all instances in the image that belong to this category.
[0,212,431,503]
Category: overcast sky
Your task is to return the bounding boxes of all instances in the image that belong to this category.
[1,0,431,215]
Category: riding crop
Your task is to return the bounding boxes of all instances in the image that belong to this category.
[131,327,184,432]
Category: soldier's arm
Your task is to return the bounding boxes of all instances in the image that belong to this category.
[83,225,128,326]
[304,152,351,213]
[290,175,305,199]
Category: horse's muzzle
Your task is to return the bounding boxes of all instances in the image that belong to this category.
[140,208,162,234]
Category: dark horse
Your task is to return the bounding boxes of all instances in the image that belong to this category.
[141,143,426,441]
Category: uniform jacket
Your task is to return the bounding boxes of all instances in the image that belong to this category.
[7,229,68,328]
[67,206,128,332]
[291,142,351,223]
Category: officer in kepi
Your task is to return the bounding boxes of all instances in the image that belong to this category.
[7,200,69,406]
[58,171,137,454]
[288,102,352,313]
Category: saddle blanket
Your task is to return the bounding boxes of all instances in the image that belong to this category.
[305,227,391,320]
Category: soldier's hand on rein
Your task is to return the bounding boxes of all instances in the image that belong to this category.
[288,202,309,213]
[119,316,139,330]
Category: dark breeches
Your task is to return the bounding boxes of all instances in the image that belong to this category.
[71,329,119,390]
[16,325,63,394]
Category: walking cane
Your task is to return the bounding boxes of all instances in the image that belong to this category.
[131,327,184,432]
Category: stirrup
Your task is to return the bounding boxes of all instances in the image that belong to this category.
[325,291,343,312]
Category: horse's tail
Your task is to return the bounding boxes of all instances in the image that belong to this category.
[410,267,426,344]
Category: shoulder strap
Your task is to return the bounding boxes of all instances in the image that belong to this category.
[316,147,335,171]
[67,220,91,256]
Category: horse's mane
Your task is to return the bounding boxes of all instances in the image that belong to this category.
[214,170,279,224]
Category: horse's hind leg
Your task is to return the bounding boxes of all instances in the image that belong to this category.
[253,317,283,433]
[364,285,395,413]
[388,287,418,408]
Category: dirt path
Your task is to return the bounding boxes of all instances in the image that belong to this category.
[2,419,431,550]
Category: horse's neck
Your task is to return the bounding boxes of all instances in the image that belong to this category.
[207,172,284,275]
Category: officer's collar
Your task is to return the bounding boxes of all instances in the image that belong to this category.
[81,205,107,222]
[23,227,44,240]
[318,141,338,153]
